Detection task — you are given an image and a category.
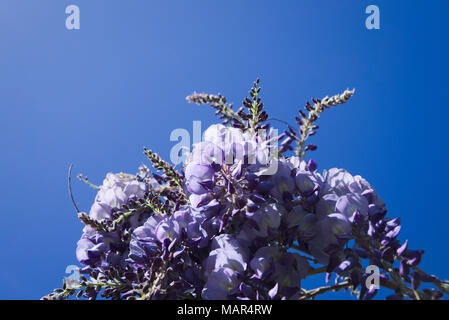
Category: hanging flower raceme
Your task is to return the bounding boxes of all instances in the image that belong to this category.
[44,80,449,300]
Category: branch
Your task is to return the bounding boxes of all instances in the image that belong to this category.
[68,164,80,213]
[300,281,353,300]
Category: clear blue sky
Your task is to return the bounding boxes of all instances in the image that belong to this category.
[0,0,448,299]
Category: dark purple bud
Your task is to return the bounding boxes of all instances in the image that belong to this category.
[399,260,410,278]
[307,159,317,171]
[281,138,293,148]
[376,219,386,231]
[405,249,424,266]
[305,144,317,151]
[152,173,164,183]
[385,225,401,240]
[386,217,401,229]
[396,240,408,256]
[406,256,419,267]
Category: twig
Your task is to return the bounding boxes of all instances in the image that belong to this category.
[300,281,353,300]
[77,174,100,190]
[68,164,80,213]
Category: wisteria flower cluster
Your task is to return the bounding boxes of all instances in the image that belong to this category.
[44,80,449,300]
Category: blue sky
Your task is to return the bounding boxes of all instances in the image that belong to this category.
[0,0,448,299]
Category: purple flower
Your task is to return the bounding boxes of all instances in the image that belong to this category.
[308,213,351,264]
[76,227,121,268]
[185,163,215,182]
[45,85,448,301]
[95,173,146,210]
[202,267,240,300]
[128,215,164,264]
[188,141,224,167]
[250,246,282,279]
[322,168,356,196]
[238,203,282,241]
[89,202,112,221]
[295,171,321,196]
[155,217,181,243]
[336,194,369,219]
[266,159,295,201]
[204,245,248,275]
